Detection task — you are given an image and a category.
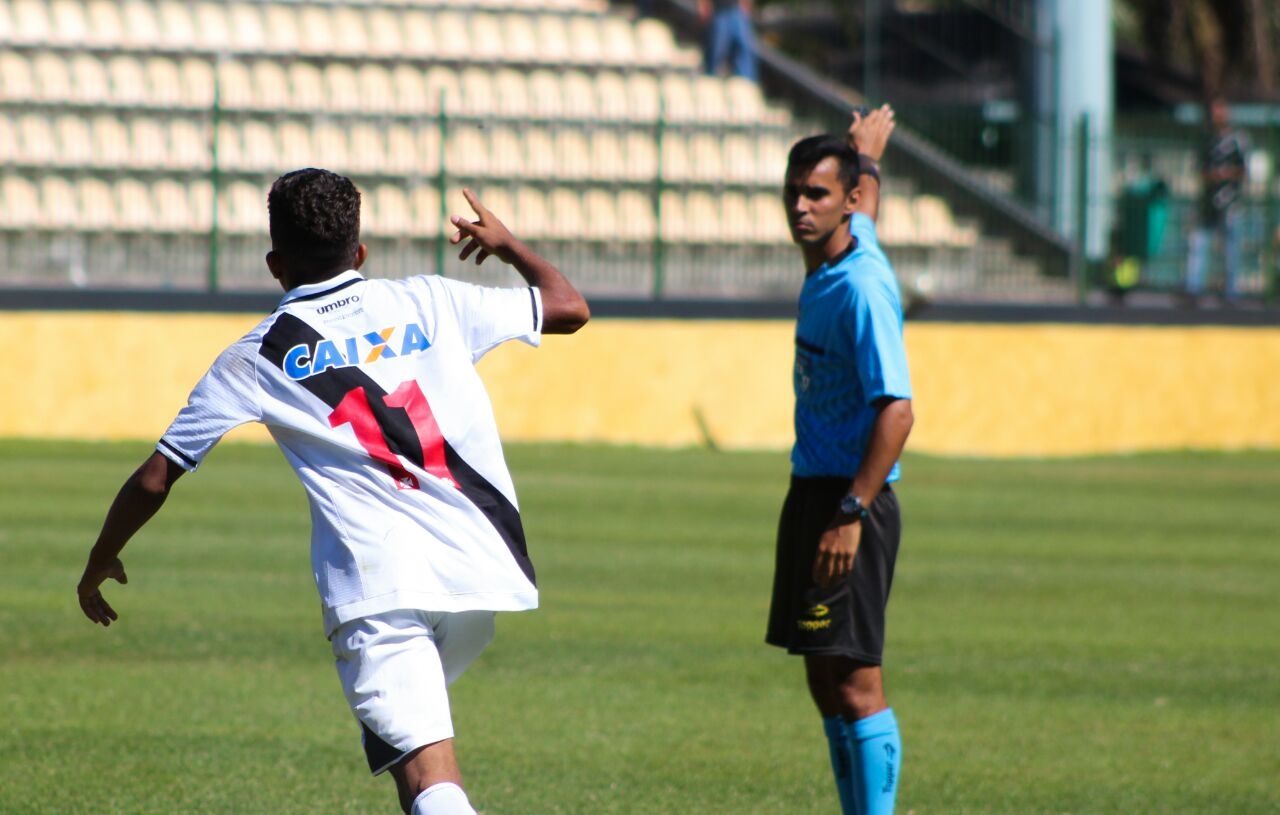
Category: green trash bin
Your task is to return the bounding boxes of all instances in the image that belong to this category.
[1118,177,1169,261]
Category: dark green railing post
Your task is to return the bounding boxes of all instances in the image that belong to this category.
[1266,120,1278,304]
[435,92,448,276]
[1074,111,1090,305]
[652,99,666,300]
[207,56,223,292]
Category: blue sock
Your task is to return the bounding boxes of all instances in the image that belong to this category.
[850,708,901,815]
[822,715,857,814]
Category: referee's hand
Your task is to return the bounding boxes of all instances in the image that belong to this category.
[812,521,861,588]
[77,557,128,627]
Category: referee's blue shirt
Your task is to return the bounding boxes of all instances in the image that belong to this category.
[791,213,912,481]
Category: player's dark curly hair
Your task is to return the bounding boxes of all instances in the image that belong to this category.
[267,168,362,280]
[785,135,860,193]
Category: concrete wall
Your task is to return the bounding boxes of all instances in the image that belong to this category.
[4,312,1278,456]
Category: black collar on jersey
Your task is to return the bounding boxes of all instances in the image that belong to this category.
[277,270,366,310]
[809,239,857,277]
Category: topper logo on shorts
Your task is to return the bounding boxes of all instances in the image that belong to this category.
[282,323,431,380]
[797,603,832,632]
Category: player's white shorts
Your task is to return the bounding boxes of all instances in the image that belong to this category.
[330,608,496,775]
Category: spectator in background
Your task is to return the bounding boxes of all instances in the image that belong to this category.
[698,0,758,81]
[1185,97,1248,304]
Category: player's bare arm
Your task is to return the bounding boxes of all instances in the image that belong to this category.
[811,397,913,587]
[77,452,186,626]
[449,188,591,335]
[847,104,896,222]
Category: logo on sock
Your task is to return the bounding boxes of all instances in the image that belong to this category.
[883,743,897,793]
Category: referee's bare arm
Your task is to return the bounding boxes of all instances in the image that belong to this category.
[77,452,186,626]
[847,104,896,223]
[449,188,591,334]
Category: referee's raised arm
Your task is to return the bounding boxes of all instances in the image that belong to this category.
[448,188,591,335]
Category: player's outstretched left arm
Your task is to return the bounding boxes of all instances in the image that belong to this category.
[449,188,590,335]
[77,452,186,626]
[847,104,896,222]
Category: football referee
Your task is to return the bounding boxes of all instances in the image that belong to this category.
[766,106,913,815]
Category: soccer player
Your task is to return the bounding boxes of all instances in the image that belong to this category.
[76,169,589,815]
[765,107,914,815]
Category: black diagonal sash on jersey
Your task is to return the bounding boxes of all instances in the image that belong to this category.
[260,312,535,585]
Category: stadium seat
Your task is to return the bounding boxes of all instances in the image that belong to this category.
[750,192,789,244]
[252,61,289,110]
[533,15,570,64]
[913,194,978,247]
[152,178,195,232]
[363,8,403,57]
[414,126,443,176]
[239,120,277,171]
[600,17,638,66]
[501,13,539,63]
[1,176,39,229]
[721,133,758,184]
[57,114,96,166]
[85,0,125,47]
[278,120,314,167]
[562,70,596,120]
[348,124,387,174]
[658,132,691,181]
[188,179,213,230]
[878,195,918,246]
[582,188,617,241]
[492,69,530,118]
[50,0,89,45]
[69,54,109,106]
[38,175,77,230]
[0,52,34,101]
[486,125,524,177]
[33,52,72,103]
[687,132,725,182]
[469,13,505,62]
[79,177,116,231]
[424,66,461,114]
[621,130,657,180]
[723,75,766,123]
[459,67,496,117]
[548,188,585,240]
[288,62,326,111]
[660,74,697,122]
[593,71,629,121]
[567,16,603,65]
[719,191,753,243]
[556,129,592,180]
[616,189,656,241]
[298,6,336,55]
[114,178,154,232]
[634,18,676,67]
[324,64,361,112]
[523,128,555,177]
[691,76,729,123]
[217,60,255,109]
[383,124,420,175]
[120,0,160,48]
[434,12,469,59]
[370,184,413,236]
[179,57,215,108]
[228,3,266,51]
[625,73,660,121]
[410,184,442,235]
[446,127,488,176]
[90,114,129,167]
[527,70,562,118]
[144,57,183,107]
[589,129,625,180]
[357,64,395,114]
[756,133,790,184]
[262,4,300,53]
[313,123,350,171]
[11,0,51,44]
[130,118,168,168]
[391,65,427,115]
[194,1,232,50]
[658,190,685,242]
[157,0,196,48]
[330,6,370,55]
[167,119,208,169]
[106,55,148,106]
[0,115,17,165]
[684,191,722,243]
[397,10,434,58]
[220,180,267,234]
[17,114,55,164]
[511,186,547,239]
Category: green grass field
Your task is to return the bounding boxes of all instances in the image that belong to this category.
[0,439,1277,814]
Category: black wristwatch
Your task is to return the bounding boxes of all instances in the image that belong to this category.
[837,493,869,523]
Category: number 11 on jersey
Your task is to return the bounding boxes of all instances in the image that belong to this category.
[328,380,460,491]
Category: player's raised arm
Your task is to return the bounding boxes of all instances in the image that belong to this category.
[77,452,186,626]
[449,188,591,334]
[847,104,896,222]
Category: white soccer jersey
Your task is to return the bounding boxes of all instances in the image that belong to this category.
[156,270,544,635]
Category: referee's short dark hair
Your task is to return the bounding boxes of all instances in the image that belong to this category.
[268,168,362,274]
[786,135,860,194]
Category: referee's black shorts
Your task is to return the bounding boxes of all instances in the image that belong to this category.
[765,476,901,663]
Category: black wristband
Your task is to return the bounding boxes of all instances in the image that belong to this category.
[857,154,880,183]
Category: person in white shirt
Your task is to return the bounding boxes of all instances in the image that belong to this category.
[77,168,590,815]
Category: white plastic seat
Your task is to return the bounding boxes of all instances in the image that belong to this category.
[12,0,51,44]
[458,67,495,117]
[214,121,245,170]
[687,132,725,182]
[750,192,788,243]
[660,74,697,122]
[157,0,196,48]
[17,114,55,163]
[114,178,153,231]
[180,58,215,108]
[152,178,195,231]
[448,127,489,176]
[85,0,125,47]
[312,123,350,170]
[227,3,266,51]
[106,55,147,106]
[913,194,977,247]
[561,70,596,119]
[251,61,289,111]
[288,62,326,111]
[691,76,729,123]
[600,17,637,66]
[721,133,757,183]
[130,118,168,168]
[50,0,89,45]
[390,65,427,115]
[878,195,917,246]
[485,126,524,177]
[593,71,629,121]
[523,128,555,178]
[188,179,214,230]
[658,190,685,242]
[278,121,314,167]
[193,1,232,50]
[724,76,766,123]
[216,60,255,109]
[1,52,35,101]
[492,69,529,118]
[145,57,183,107]
[239,120,276,171]
[348,124,387,174]
[423,66,461,115]
[567,17,602,65]
[370,184,413,236]
[527,70,562,118]
[625,73,659,121]
[634,19,675,67]
[533,15,569,64]
[617,189,655,241]
[0,115,18,164]
[434,12,469,59]
[364,8,404,57]
[84,176,121,231]
[383,125,419,175]
[33,52,72,103]
[298,6,335,55]
[357,64,394,114]
[168,119,208,169]
[397,10,433,58]
[330,6,369,55]
[756,133,790,184]
[220,180,267,234]
[719,191,753,243]
[2,176,40,228]
[512,186,547,239]
[658,132,690,182]
[469,13,505,62]
[39,175,78,229]
[324,64,361,112]
[684,191,721,242]
[120,0,160,48]
[410,126,443,176]
[622,130,657,180]
[589,130,624,181]
[582,188,617,241]
[69,54,109,105]
[410,185,442,235]
[262,5,300,53]
[501,13,539,63]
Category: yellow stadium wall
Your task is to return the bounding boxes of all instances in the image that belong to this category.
[4,312,1279,456]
